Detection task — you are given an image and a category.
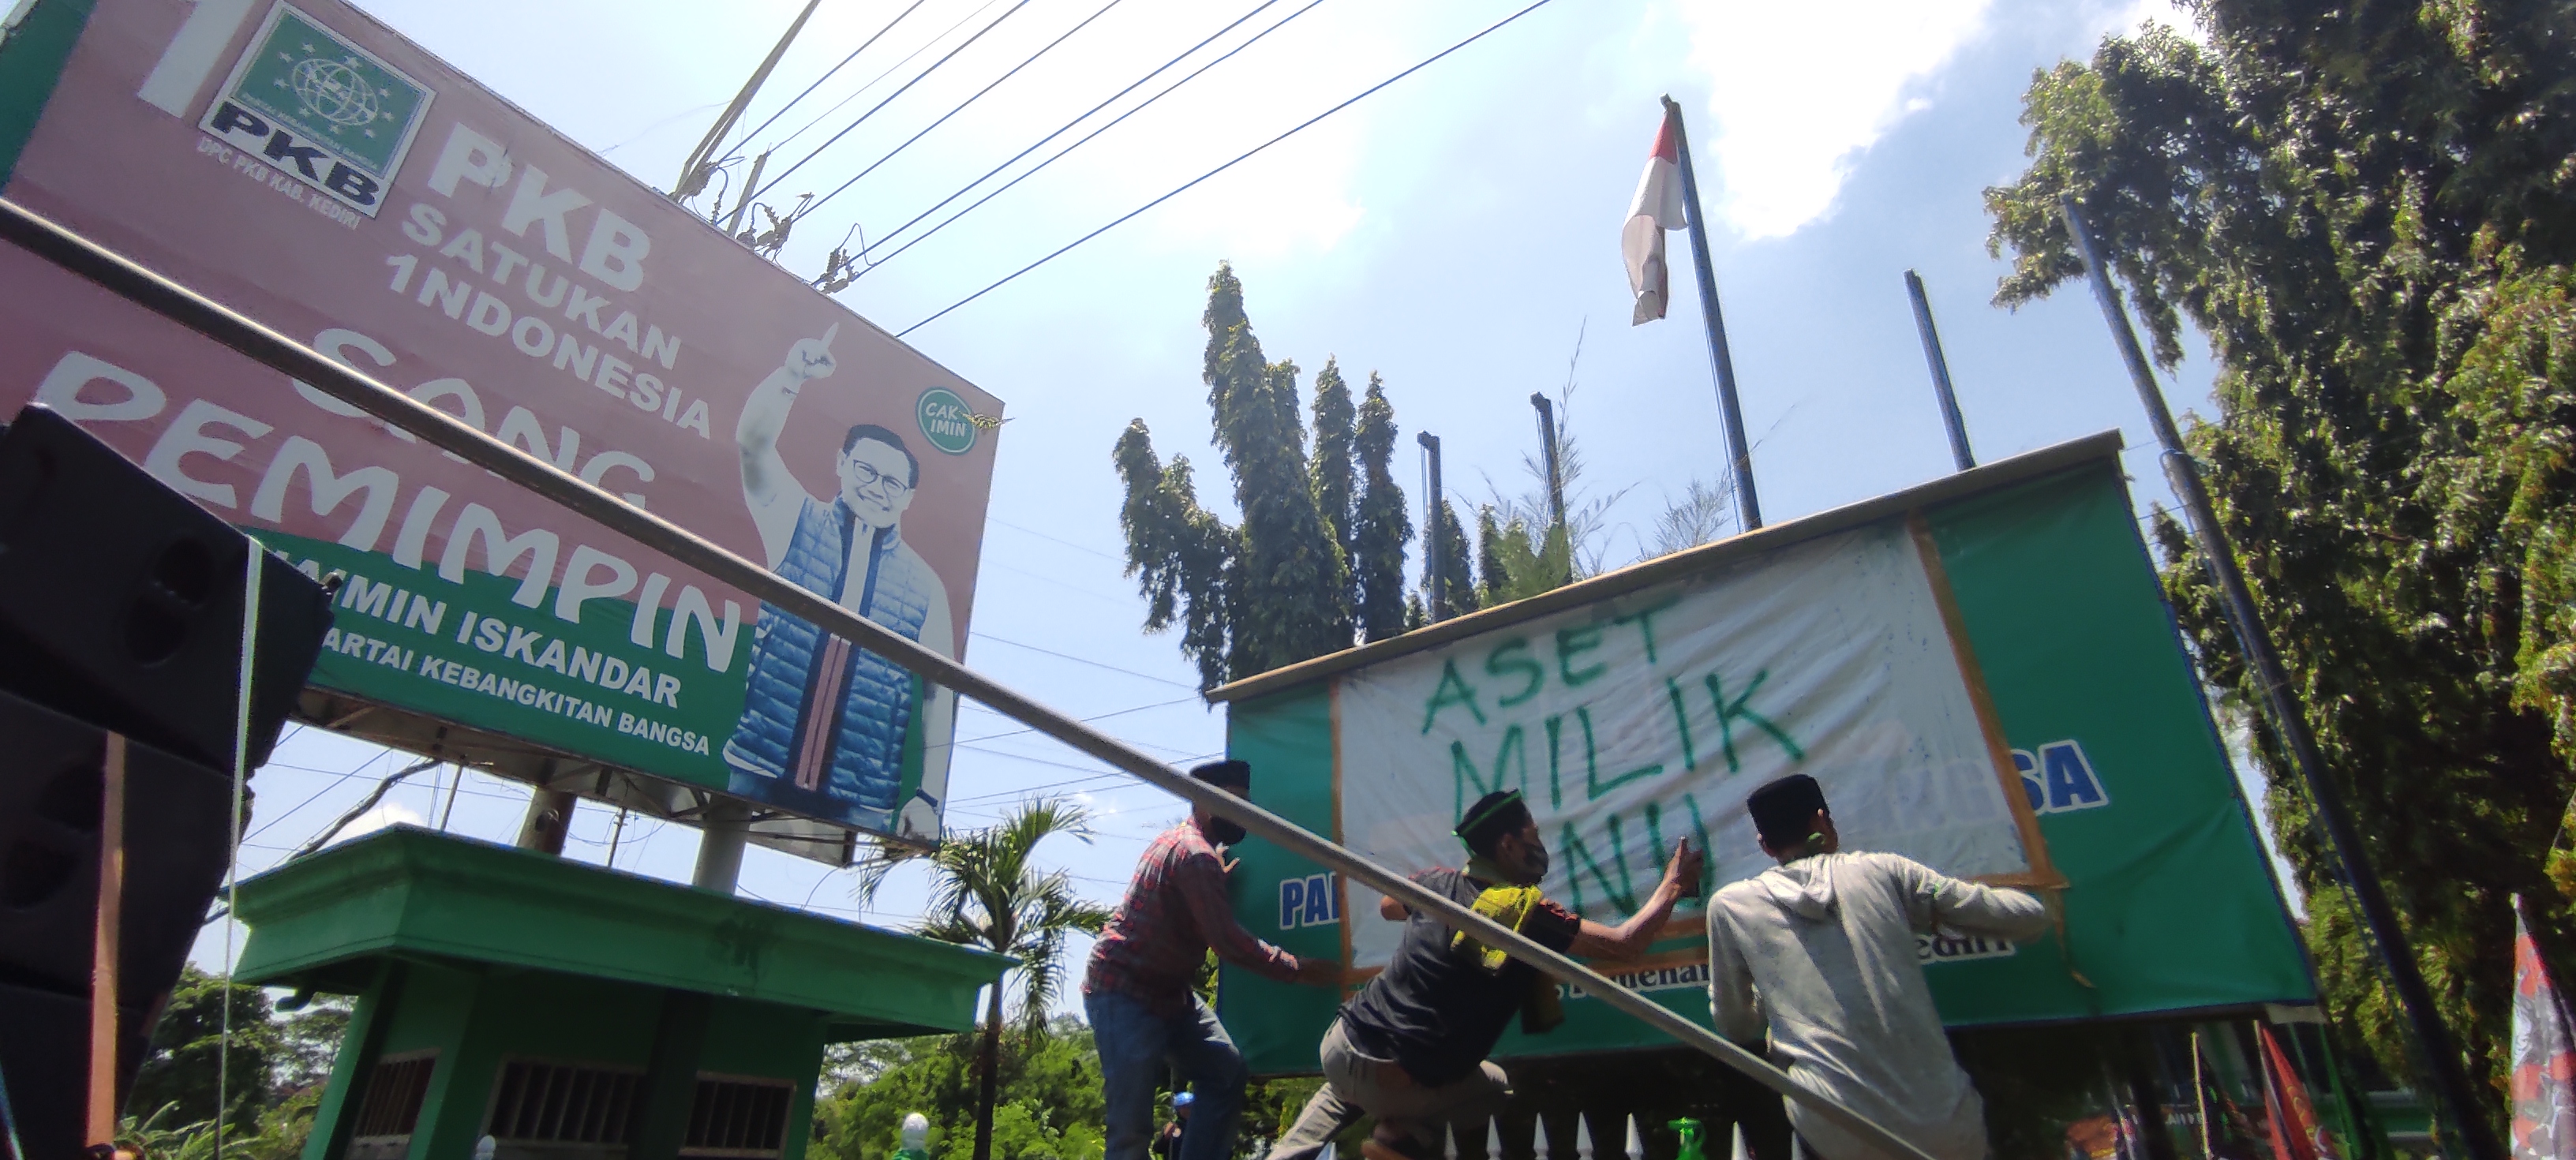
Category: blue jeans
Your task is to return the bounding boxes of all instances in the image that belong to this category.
[1088,988,1249,1160]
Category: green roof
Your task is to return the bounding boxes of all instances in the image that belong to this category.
[232,826,1010,1039]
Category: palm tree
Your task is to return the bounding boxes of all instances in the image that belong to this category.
[857,799,1112,1160]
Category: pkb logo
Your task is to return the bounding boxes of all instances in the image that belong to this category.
[200,3,432,216]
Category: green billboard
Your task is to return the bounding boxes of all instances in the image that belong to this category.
[1208,434,2313,1074]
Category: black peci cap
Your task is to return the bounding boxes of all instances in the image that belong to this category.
[1746,774,1829,846]
[1455,789,1532,855]
[1189,759,1251,789]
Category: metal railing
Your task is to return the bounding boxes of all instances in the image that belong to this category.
[0,196,1933,1160]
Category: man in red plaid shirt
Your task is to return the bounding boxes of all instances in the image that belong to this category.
[1084,760,1342,1160]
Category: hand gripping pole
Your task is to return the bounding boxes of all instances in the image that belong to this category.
[0,196,1934,1160]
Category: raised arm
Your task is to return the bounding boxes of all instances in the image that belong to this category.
[1890,855,2053,941]
[738,327,837,559]
[1570,839,1703,960]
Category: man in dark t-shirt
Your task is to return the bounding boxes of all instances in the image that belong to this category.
[1272,791,1702,1160]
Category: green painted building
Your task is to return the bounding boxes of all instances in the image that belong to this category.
[232,827,1009,1160]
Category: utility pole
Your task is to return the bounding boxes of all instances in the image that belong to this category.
[1418,431,1445,622]
[1903,271,1975,472]
[1661,95,1760,530]
[2061,196,2502,1160]
[672,0,822,204]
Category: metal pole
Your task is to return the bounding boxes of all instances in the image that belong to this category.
[691,799,751,892]
[672,0,822,201]
[1902,271,1975,472]
[0,196,1939,1160]
[1661,95,1759,531]
[1418,430,1446,622]
[2060,196,2500,1160]
[1530,392,1567,533]
[725,151,770,238]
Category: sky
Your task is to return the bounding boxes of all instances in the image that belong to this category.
[192,0,2291,1003]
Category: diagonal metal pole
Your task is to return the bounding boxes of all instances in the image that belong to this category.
[0,196,1938,1160]
[2061,196,2500,1160]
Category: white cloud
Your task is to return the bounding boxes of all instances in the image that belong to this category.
[334,801,425,844]
[1675,0,1994,238]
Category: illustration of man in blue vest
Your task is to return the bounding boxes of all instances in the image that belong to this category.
[724,324,956,840]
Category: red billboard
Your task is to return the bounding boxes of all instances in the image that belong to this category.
[0,0,1005,849]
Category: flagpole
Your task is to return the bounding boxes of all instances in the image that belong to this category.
[1661,95,1760,531]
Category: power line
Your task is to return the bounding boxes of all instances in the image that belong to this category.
[897,0,1565,335]
[728,0,938,155]
[815,0,1293,259]
[947,694,1200,746]
[760,0,1013,159]
[968,631,1200,688]
[846,0,1321,277]
[988,515,1123,560]
[798,0,1133,224]
[750,0,1042,208]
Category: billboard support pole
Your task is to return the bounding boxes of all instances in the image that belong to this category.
[0,196,1945,1160]
[692,800,751,892]
[1903,270,1975,473]
[2061,196,2500,1160]
[1418,431,1446,621]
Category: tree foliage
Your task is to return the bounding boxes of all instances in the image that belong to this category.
[1424,499,1480,619]
[1352,373,1414,642]
[814,1024,1107,1160]
[1985,0,2576,1131]
[859,800,1112,1160]
[119,970,346,1158]
[1116,264,1415,685]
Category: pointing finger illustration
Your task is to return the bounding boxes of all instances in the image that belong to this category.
[819,322,838,350]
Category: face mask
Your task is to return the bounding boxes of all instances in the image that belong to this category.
[1203,815,1248,846]
[1512,841,1551,885]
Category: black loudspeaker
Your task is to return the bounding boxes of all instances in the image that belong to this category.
[0,690,230,1153]
[0,404,334,772]
[0,403,335,1152]
[0,979,146,1160]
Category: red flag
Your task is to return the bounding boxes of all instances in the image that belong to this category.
[2256,1026,2338,1160]
[2515,897,2576,1160]
[1622,105,1687,325]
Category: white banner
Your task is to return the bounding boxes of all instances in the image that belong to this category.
[1335,518,2035,968]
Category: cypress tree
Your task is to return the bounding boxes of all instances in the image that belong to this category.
[1310,359,1360,623]
[1202,268,1349,664]
[1119,264,1402,686]
[1350,373,1413,643]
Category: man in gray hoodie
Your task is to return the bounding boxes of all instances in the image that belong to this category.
[1706,775,2051,1160]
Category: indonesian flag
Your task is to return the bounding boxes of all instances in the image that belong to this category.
[1623,103,1689,325]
